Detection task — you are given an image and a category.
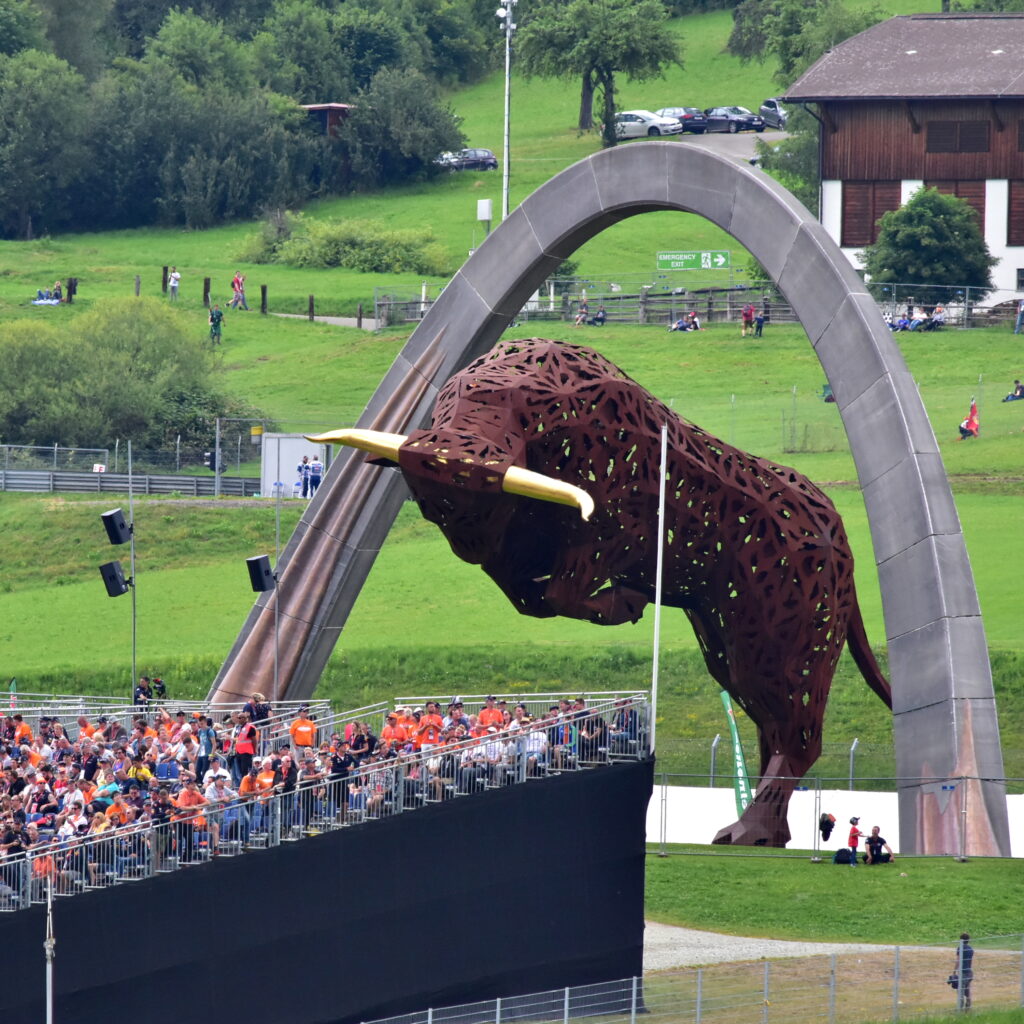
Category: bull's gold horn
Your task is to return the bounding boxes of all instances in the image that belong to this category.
[305,428,407,463]
[503,466,595,521]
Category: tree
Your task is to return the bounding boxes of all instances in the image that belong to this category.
[728,0,884,85]
[517,0,682,146]
[752,106,819,215]
[338,67,464,189]
[144,9,254,92]
[0,0,46,57]
[861,188,997,301]
[0,50,90,237]
[35,0,113,79]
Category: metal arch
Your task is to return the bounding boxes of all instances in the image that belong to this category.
[209,142,1008,855]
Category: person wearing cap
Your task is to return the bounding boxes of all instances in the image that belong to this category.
[232,711,257,783]
[443,702,468,732]
[478,695,503,730]
[381,714,408,748]
[847,817,865,866]
[133,676,153,707]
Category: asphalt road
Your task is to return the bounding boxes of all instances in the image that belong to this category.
[674,126,788,164]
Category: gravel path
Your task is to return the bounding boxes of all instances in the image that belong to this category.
[644,921,894,971]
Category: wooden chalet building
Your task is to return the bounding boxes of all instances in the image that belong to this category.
[786,13,1024,293]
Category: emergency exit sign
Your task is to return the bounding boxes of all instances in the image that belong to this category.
[656,250,731,270]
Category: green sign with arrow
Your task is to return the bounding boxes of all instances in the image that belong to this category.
[656,250,731,271]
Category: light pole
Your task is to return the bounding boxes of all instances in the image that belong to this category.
[98,441,137,701]
[496,0,517,221]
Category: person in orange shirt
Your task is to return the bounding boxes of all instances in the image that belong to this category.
[12,715,32,746]
[478,695,504,730]
[415,702,444,750]
[105,792,131,826]
[396,706,417,734]
[252,759,280,834]
[289,708,318,754]
[173,778,209,861]
[380,714,408,748]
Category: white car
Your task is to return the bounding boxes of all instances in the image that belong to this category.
[614,110,683,139]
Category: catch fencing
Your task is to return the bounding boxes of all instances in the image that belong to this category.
[359,937,1024,1024]
[0,469,259,497]
[0,696,652,914]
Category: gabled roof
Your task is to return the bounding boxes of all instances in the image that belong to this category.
[785,13,1024,102]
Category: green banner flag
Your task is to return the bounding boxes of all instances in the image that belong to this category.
[720,690,752,816]
[8,678,16,712]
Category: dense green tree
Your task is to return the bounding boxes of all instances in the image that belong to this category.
[516,0,682,146]
[0,0,46,57]
[728,0,883,84]
[0,50,89,237]
[144,9,254,91]
[35,0,114,79]
[334,6,406,92]
[861,188,996,300]
[383,0,492,85]
[252,0,353,100]
[0,299,257,448]
[106,0,171,58]
[339,67,464,188]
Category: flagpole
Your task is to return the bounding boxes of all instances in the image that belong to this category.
[650,422,668,755]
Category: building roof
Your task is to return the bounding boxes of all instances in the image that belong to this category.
[786,14,1024,102]
[300,104,355,112]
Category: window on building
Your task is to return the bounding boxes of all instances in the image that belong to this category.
[841,181,901,248]
[926,121,990,154]
[924,181,985,226]
[1009,181,1024,247]
[1019,121,1024,151]
[1017,269,1024,291]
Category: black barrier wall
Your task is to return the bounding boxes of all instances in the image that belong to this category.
[3,760,653,1024]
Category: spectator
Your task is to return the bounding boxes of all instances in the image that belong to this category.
[865,825,895,864]
[168,267,180,302]
[309,455,324,496]
[289,706,318,756]
[952,933,974,1011]
[847,817,864,867]
[208,303,224,344]
[232,712,257,782]
[133,676,153,706]
[478,695,503,730]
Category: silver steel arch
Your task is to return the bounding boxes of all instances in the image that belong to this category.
[211,143,1008,855]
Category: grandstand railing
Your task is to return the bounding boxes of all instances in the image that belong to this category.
[0,696,651,913]
[359,939,1024,1024]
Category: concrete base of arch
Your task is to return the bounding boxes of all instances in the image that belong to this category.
[209,142,1009,856]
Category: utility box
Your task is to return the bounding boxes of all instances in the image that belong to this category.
[260,434,326,498]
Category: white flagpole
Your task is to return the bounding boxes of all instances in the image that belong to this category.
[650,422,668,755]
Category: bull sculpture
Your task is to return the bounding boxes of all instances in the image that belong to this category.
[311,339,892,846]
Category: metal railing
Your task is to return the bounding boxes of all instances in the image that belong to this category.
[359,938,1024,1024]
[0,697,652,913]
[0,470,259,496]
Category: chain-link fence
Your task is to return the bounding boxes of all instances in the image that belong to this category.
[361,936,1024,1024]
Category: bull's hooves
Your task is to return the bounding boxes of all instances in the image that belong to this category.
[712,821,789,847]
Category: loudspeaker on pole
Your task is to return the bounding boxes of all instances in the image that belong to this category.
[99,561,130,597]
[101,508,131,545]
[246,555,276,593]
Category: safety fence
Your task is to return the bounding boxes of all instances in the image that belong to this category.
[0,469,259,496]
[359,937,1024,1024]
[0,696,652,913]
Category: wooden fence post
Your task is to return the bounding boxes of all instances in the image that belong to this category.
[134,275,141,296]
[357,303,363,329]
[308,295,315,321]
[203,277,211,308]
[260,284,268,314]
[161,265,169,294]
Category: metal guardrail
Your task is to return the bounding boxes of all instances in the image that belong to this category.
[0,470,259,497]
[359,938,1024,1024]
[0,697,651,913]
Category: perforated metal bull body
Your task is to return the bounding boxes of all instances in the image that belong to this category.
[312,339,891,846]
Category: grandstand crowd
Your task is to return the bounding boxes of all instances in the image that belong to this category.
[0,692,641,903]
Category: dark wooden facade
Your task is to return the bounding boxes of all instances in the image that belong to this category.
[820,100,1024,180]
[821,99,1024,247]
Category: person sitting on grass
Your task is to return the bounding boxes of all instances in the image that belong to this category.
[1002,379,1024,402]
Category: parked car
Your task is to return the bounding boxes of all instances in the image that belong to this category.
[613,110,683,139]
[654,106,708,134]
[436,148,498,171]
[704,106,766,134]
[759,97,789,129]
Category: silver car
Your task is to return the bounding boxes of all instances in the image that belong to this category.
[614,110,683,139]
[759,97,789,129]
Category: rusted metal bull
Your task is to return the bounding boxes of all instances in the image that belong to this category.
[311,339,892,846]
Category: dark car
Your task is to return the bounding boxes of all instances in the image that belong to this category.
[704,106,766,134]
[759,97,789,129]
[654,106,708,134]
[437,148,498,171]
